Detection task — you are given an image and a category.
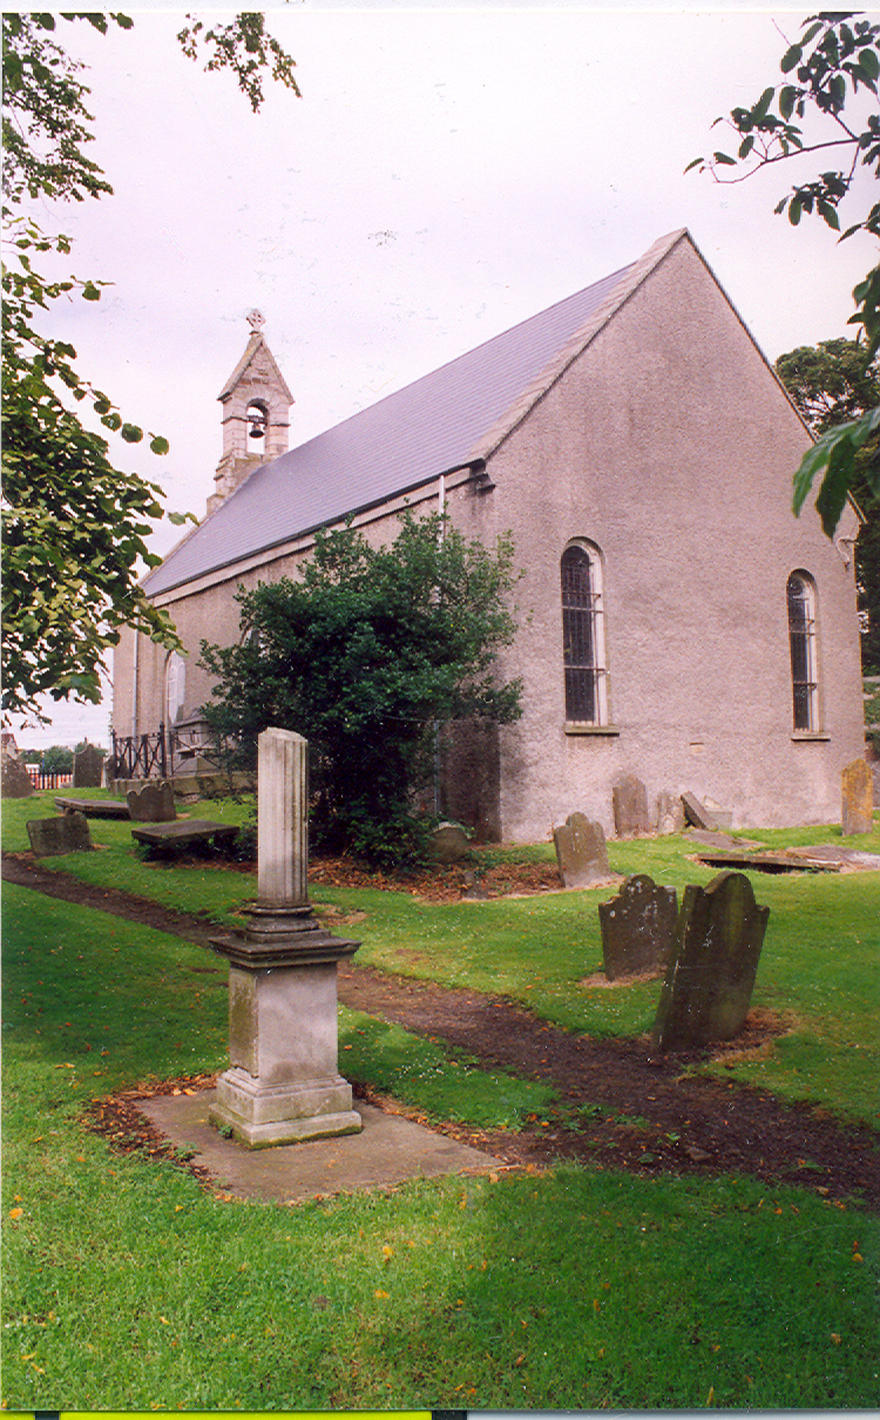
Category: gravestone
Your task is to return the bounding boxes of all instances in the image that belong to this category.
[680,791,718,831]
[27,812,91,857]
[652,871,769,1052]
[127,781,176,822]
[612,774,651,837]
[553,812,610,887]
[1,756,34,799]
[841,759,873,836]
[209,728,362,1147]
[655,791,685,835]
[430,822,471,864]
[73,743,104,788]
[598,874,678,980]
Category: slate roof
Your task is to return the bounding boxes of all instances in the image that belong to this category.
[145,230,686,597]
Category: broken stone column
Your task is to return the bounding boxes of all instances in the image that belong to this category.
[209,728,362,1147]
[652,871,769,1052]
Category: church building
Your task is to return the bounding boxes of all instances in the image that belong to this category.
[112,229,864,840]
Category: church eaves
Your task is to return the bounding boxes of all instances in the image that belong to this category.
[143,230,688,598]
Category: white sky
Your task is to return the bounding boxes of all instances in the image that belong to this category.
[6,2,878,748]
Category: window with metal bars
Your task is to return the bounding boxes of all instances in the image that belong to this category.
[561,542,606,723]
[787,571,819,731]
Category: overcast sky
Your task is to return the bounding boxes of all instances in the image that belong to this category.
[8,2,877,748]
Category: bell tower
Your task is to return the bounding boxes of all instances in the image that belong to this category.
[208,310,293,515]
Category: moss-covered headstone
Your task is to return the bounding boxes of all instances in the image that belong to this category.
[652,871,768,1051]
[598,874,678,980]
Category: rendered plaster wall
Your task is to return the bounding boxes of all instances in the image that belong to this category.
[450,237,864,840]
[113,488,440,740]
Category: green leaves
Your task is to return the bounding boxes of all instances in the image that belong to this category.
[792,410,880,535]
[1,10,301,719]
[200,515,522,866]
[689,12,880,543]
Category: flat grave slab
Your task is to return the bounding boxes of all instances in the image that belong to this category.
[131,819,238,852]
[141,1091,505,1204]
[696,850,841,874]
[55,795,130,820]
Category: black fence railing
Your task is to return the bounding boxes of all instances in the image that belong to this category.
[109,722,227,781]
[110,724,170,780]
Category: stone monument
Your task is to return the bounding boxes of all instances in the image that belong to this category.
[127,781,176,822]
[27,812,92,857]
[2,756,34,799]
[598,874,678,980]
[652,871,769,1052]
[73,743,104,788]
[612,774,651,837]
[209,728,362,1147]
[553,812,610,887]
[655,790,685,835]
[841,758,873,836]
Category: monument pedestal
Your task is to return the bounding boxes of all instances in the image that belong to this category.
[209,728,364,1148]
[210,902,362,1147]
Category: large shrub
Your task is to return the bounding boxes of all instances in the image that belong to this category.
[200,514,522,866]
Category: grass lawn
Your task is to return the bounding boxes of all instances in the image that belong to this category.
[3,886,878,1409]
[6,791,878,1127]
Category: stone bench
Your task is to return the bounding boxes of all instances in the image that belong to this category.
[130,819,238,855]
[55,795,130,820]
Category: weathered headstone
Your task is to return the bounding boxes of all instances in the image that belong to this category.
[598,875,678,980]
[841,758,873,836]
[430,822,471,864]
[126,781,176,823]
[209,728,362,1147]
[612,774,651,837]
[652,871,769,1051]
[680,791,718,832]
[553,812,610,887]
[1,756,34,799]
[73,743,104,788]
[27,812,91,857]
[655,791,685,835]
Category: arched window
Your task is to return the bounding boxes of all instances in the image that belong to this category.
[787,572,819,731]
[561,541,607,724]
[164,651,187,726]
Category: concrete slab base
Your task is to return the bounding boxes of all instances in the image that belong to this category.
[141,1090,505,1204]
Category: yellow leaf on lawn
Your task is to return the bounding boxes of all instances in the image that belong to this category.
[830,1333,842,1345]
[9,1208,23,1220]
[382,1245,394,1259]
[374,1289,389,1300]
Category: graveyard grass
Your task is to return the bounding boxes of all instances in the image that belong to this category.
[2,793,880,1408]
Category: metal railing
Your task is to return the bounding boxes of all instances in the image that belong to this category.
[110,722,226,781]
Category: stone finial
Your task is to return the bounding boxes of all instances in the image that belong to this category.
[247,308,266,332]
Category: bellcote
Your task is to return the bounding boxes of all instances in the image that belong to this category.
[208,310,293,515]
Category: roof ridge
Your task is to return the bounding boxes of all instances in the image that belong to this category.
[468,228,690,463]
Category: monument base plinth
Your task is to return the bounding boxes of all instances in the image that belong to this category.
[210,1066,362,1148]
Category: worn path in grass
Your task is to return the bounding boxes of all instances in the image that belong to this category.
[5,853,878,1210]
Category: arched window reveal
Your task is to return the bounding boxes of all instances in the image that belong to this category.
[787,572,818,732]
[561,542,607,724]
[164,651,187,726]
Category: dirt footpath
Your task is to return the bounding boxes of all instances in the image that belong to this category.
[5,853,878,1210]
